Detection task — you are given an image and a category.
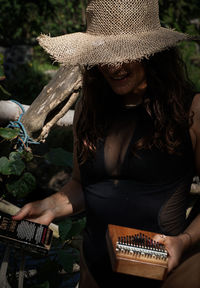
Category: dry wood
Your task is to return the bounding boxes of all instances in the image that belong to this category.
[20,65,82,141]
[38,90,79,141]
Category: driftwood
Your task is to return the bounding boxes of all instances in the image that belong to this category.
[0,100,74,128]
[20,65,82,141]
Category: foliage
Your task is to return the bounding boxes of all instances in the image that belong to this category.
[1,61,51,104]
[159,0,200,34]
[0,0,199,46]
[45,148,73,168]
[0,53,5,78]
[179,42,200,91]
[59,217,86,242]
[0,53,11,99]
[0,0,87,46]
[0,127,20,140]
[31,282,50,288]
[0,129,36,199]
[0,126,84,287]
[158,0,200,91]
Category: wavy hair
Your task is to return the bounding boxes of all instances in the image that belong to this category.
[76,47,195,163]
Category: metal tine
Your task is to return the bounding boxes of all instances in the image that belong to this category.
[123,236,126,245]
[147,237,151,249]
[136,234,139,246]
[139,233,142,247]
[145,235,148,248]
[131,235,135,246]
[153,240,157,250]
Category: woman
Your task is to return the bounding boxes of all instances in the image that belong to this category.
[13,0,200,287]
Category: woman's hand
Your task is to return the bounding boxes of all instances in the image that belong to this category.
[154,233,191,273]
[12,192,72,225]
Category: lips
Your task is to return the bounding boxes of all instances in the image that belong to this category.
[110,73,129,81]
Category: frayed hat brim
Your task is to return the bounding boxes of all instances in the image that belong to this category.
[38,28,199,67]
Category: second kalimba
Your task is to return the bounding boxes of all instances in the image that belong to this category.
[106,224,168,280]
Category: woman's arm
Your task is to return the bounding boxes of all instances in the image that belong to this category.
[190,93,200,175]
[179,92,200,248]
[155,93,200,273]
[13,98,85,225]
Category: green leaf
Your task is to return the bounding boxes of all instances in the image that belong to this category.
[0,156,25,176]
[30,281,50,288]
[6,172,36,198]
[58,218,73,241]
[0,85,11,99]
[67,217,86,239]
[22,150,33,162]
[57,248,79,273]
[45,148,73,168]
[9,151,22,161]
[0,128,20,140]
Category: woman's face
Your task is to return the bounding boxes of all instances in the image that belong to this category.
[98,61,147,104]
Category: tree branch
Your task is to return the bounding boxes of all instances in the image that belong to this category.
[20,65,82,141]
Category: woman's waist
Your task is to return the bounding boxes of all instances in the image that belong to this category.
[82,176,192,199]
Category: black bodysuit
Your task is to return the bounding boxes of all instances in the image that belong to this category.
[78,104,195,287]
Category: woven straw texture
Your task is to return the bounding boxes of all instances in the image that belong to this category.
[38,0,196,67]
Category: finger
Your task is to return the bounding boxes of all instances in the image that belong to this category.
[152,234,167,244]
[12,204,31,220]
[26,210,54,226]
[167,256,178,273]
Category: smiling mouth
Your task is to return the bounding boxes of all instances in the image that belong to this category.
[111,73,129,81]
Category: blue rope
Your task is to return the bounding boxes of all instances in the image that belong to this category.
[7,100,40,151]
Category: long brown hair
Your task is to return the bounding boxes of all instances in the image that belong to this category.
[76,47,195,163]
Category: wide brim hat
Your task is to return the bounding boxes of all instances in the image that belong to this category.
[38,0,199,67]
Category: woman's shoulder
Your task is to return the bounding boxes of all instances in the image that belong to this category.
[190,93,200,175]
[189,93,200,148]
[190,93,200,124]
[190,93,200,110]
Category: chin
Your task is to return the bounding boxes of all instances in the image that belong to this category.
[113,89,131,95]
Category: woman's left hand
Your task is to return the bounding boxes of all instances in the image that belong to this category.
[153,233,191,273]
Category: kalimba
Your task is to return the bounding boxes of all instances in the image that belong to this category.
[0,213,53,255]
[106,224,168,280]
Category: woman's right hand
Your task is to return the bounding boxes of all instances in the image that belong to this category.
[12,191,72,225]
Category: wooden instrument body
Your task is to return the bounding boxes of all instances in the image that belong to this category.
[106,224,168,281]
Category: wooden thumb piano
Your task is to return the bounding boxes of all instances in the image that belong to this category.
[106,224,168,280]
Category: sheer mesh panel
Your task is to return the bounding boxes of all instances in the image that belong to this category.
[159,181,190,236]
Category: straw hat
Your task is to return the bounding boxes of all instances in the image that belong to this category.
[38,0,198,67]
